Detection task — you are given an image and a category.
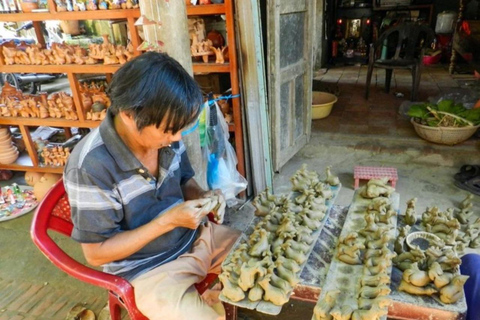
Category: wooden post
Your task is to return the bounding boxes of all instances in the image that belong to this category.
[139,0,207,188]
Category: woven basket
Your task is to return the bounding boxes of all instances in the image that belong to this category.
[411,118,479,145]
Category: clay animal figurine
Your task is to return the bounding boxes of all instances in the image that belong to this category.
[360,273,391,288]
[358,296,391,310]
[325,166,340,186]
[249,229,270,257]
[358,284,391,299]
[404,198,417,226]
[363,259,390,276]
[402,262,431,287]
[275,255,300,273]
[439,275,469,304]
[329,305,354,320]
[456,208,474,225]
[360,178,395,199]
[313,290,340,320]
[257,274,290,306]
[393,248,425,265]
[437,249,462,272]
[248,283,264,302]
[351,299,390,320]
[238,260,267,291]
[219,272,245,302]
[274,259,300,287]
[376,209,397,225]
[428,261,453,289]
[282,242,307,265]
[337,242,365,265]
[398,280,437,296]
[460,194,474,210]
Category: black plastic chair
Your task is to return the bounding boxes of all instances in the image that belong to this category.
[365,22,435,101]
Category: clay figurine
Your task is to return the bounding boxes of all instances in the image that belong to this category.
[402,262,431,287]
[351,299,390,320]
[439,275,469,304]
[428,261,453,289]
[404,198,417,226]
[358,284,391,299]
[219,272,245,302]
[329,305,353,320]
[313,290,340,320]
[325,166,340,186]
[398,280,437,296]
[257,274,289,306]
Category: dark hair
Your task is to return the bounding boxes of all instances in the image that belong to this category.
[108,52,203,133]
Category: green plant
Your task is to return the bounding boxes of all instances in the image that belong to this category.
[408,100,480,127]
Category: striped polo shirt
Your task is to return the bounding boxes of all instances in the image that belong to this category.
[64,109,197,281]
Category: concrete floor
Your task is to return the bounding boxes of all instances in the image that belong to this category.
[1,64,480,319]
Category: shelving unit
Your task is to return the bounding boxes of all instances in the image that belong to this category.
[372,1,434,24]
[187,0,245,179]
[0,0,245,180]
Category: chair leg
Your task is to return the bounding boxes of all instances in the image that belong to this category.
[365,64,374,100]
[385,69,393,94]
[108,293,123,320]
[411,64,421,101]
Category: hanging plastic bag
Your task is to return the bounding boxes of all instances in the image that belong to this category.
[202,98,247,206]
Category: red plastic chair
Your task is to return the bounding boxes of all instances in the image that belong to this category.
[31,178,218,320]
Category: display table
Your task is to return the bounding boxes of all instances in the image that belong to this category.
[224,205,468,320]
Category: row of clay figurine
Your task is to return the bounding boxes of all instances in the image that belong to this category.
[0,81,110,121]
[2,39,134,66]
[220,165,339,306]
[313,188,397,320]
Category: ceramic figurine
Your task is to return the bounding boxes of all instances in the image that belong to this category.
[258,274,289,306]
[351,300,390,320]
[87,0,97,10]
[219,272,245,302]
[329,305,353,320]
[313,290,340,320]
[428,261,453,289]
[439,275,469,304]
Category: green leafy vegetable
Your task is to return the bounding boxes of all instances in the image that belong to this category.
[408,100,479,127]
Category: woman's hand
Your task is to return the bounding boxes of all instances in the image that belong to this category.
[158,198,212,230]
[202,189,226,224]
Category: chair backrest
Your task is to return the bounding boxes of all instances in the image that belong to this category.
[374,22,435,61]
[30,179,148,320]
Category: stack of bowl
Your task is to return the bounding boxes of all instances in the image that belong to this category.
[0,127,19,164]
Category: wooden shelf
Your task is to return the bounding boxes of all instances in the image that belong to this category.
[1,63,230,74]
[373,4,433,11]
[0,9,140,22]
[193,62,230,73]
[186,4,225,15]
[0,64,123,74]
[0,117,100,128]
[2,153,63,173]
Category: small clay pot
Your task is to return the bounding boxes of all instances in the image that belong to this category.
[25,171,43,187]
[20,0,39,13]
[0,150,19,164]
[91,102,106,113]
[33,173,62,200]
[207,30,224,48]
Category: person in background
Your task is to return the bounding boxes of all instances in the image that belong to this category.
[64,52,240,320]
[461,253,480,320]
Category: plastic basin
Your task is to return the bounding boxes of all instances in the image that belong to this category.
[312,92,337,119]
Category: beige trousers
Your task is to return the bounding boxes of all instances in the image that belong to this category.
[131,222,240,320]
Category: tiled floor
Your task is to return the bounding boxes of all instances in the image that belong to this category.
[312,64,480,142]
